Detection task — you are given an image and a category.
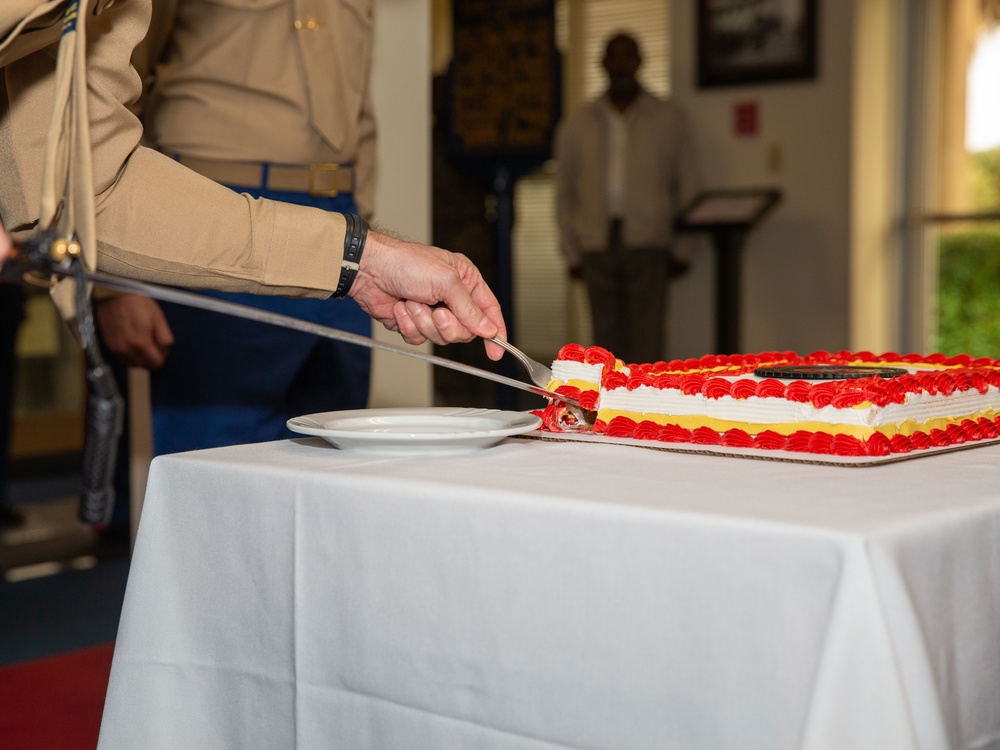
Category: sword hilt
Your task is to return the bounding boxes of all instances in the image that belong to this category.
[3,229,121,527]
[1,229,77,284]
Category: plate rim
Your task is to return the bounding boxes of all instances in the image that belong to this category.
[286,406,542,444]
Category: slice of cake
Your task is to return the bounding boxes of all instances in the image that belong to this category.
[540,345,1000,457]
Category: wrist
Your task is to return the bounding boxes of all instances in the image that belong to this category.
[332,214,369,298]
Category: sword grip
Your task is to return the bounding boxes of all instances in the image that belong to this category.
[79,365,124,526]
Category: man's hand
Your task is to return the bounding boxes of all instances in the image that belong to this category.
[95,294,175,369]
[348,231,507,360]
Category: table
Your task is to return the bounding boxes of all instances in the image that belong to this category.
[98,436,1000,750]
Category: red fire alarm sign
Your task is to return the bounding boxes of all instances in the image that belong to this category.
[734,101,758,136]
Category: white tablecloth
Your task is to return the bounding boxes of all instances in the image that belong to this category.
[98,437,1000,750]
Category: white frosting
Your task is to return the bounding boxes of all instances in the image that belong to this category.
[551,360,605,384]
[600,384,1000,427]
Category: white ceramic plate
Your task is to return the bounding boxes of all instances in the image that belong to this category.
[287,407,542,456]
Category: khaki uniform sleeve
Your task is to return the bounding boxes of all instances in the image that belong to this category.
[0,0,347,298]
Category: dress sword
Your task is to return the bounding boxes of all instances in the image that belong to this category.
[83,269,575,405]
[4,231,577,525]
[5,232,578,407]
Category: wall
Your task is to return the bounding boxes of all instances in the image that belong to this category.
[668,1,856,358]
[368,0,434,408]
[851,0,903,355]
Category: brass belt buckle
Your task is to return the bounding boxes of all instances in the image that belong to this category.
[308,163,340,197]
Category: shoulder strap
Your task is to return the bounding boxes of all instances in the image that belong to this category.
[0,0,112,67]
[34,0,95,331]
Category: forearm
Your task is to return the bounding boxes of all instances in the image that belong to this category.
[93,147,346,296]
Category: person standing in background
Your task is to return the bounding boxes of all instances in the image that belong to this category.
[555,32,700,365]
[96,0,377,454]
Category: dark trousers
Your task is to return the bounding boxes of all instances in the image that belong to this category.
[0,286,25,503]
[580,220,671,365]
[150,188,371,455]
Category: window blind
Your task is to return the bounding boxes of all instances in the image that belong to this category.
[582,0,671,100]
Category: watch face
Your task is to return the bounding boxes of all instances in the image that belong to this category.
[752,365,909,380]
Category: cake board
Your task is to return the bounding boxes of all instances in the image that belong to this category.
[518,430,1000,467]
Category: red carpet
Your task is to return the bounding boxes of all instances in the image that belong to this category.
[0,643,115,750]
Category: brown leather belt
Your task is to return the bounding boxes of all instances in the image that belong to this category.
[176,155,354,197]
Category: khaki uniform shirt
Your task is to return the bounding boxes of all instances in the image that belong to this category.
[0,0,353,299]
[138,0,376,218]
[555,90,701,269]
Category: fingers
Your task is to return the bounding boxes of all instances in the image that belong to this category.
[134,337,171,370]
[437,275,500,340]
[393,300,477,347]
[107,328,171,369]
[95,295,174,370]
[433,261,506,360]
[347,231,507,356]
[146,312,175,368]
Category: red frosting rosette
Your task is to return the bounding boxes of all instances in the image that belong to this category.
[806,432,834,455]
[809,382,839,408]
[831,434,865,456]
[578,389,600,411]
[889,434,914,453]
[960,418,983,440]
[865,432,892,456]
[785,430,813,452]
[633,420,661,441]
[979,417,1000,439]
[604,371,628,390]
[830,389,872,409]
[702,378,733,399]
[605,416,637,438]
[583,345,616,367]
[784,380,811,403]
[721,428,754,448]
[654,373,682,390]
[554,385,581,401]
[627,372,654,391]
[680,374,707,395]
[753,430,787,450]
[659,423,692,443]
[928,428,951,447]
[755,379,785,399]
[690,426,722,445]
[557,343,587,362]
[731,379,758,400]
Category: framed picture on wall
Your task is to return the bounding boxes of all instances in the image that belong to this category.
[696,0,818,88]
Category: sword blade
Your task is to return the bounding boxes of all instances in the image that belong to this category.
[85,270,577,407]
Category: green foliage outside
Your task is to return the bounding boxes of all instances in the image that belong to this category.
[970,148,1000,210]
[936,226,1000,358]
[934,147,1000,359]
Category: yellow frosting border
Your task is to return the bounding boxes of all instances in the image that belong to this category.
[596,409,1000,438]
